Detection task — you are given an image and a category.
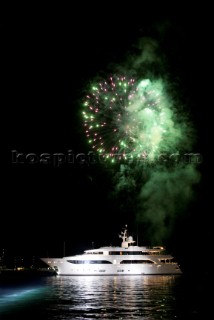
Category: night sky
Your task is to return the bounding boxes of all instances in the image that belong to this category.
[3,4,212,273]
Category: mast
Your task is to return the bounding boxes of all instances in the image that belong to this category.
[63,241,65,257]
[119,224,128,242]
[119,225,135,248]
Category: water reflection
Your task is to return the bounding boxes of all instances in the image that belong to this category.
[44,275,181,319]
[1,275,205,319]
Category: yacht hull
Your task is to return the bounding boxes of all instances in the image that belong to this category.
[41,258,182,276]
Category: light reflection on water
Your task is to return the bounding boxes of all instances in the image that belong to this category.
[47,275,179,319]
[0,275,208,319]
[0,283,48,315]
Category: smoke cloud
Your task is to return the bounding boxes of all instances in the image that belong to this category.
[111,35,201,244]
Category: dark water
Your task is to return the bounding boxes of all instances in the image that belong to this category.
[0,274,211,319]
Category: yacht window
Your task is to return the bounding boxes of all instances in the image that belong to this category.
[120,260,154,264]
[67,260,112,264]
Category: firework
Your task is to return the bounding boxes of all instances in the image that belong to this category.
[82,75,183,162]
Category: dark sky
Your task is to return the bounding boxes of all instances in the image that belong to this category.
[3,5,212,271]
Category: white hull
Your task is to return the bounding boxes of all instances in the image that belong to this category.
[41,257,182,275]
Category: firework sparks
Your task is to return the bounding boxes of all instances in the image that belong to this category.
[82,75,184,162]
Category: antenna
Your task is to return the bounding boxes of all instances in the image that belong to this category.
[136,225,138,246]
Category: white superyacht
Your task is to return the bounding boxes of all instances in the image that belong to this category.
[41,226,182,275]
